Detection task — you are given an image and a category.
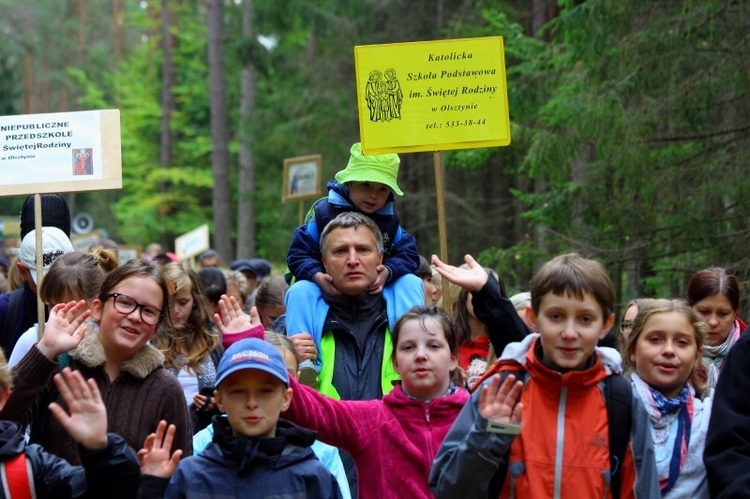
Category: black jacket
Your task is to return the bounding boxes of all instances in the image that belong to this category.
[0,420,139,498]
[141,417,342,498]
[704,324,750,497]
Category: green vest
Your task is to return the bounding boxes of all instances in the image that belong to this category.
[318,327,400,400]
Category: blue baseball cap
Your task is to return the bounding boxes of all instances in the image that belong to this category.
[216,338,289,388]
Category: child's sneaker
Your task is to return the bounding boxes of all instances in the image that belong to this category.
[298,359,320,388]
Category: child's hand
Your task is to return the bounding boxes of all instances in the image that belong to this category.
[37,300,90,360]
[193,393,216,412]
[214,295,259,335]
[138,420,183,478]
[291,333,318,361]
[314,272,342,296]
[431,254,488,292]
[48,368,108,451]
[479,374,524,425]
[368,265,390,295]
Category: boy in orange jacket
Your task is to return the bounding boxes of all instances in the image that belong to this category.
[430,253,659,498]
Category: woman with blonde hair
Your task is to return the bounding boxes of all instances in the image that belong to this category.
[154,262,223,433]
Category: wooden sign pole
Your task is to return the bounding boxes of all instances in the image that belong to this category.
[34,194,46,338]
[433,151,452,313]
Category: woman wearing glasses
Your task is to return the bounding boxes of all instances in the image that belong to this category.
[0,260,192,464]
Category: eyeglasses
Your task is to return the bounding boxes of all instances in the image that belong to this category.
[618,321,633,334]
[104,293,164,326]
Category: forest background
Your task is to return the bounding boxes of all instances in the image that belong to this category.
[1,0,748,314]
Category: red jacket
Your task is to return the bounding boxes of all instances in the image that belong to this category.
[430,334,659,499]
[283,378,469,499]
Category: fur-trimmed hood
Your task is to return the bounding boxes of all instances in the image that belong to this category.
[71,322,165,379]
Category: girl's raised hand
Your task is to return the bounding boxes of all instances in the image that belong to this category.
[48,368,108,451]
[138,420,183,478]
[479,374,524,426]
[37,300,90,360]
[214,295,260,335]
[431,254,488,292]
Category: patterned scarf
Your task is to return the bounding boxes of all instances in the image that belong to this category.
[631,373,693,494]
[703,318,741,372]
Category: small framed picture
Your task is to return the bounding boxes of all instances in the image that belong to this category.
[282,154,322,203]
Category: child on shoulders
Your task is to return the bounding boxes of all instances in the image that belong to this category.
[285,142,421,384]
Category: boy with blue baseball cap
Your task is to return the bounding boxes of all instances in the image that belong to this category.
[142,338,342,497]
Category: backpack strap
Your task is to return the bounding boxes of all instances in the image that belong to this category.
[605,374,633,499]
[486,366,528,499]
[1,452,35,499]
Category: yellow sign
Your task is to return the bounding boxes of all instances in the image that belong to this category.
[354,37,510,154]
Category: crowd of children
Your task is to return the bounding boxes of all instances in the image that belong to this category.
[0,146,747,499]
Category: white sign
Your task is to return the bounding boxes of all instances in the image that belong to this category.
[282,154,322,203]
[175,224,210,261]
[0,109,122,197]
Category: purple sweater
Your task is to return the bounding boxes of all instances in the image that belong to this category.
[283,378,469,499]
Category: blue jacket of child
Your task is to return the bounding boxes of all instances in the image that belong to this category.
[146,417,342,498]
[286,181,420,283]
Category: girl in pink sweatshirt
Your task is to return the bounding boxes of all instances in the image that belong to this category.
[282,305,469,499]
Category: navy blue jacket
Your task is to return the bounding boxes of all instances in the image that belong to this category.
[0,420,139,498]
[286,181,420,283]
[0,282,39,359]
[146,416,342,498]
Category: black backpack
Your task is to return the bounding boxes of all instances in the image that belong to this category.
[486,369,633,499]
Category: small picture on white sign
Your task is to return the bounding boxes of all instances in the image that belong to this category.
[72,148,94,176]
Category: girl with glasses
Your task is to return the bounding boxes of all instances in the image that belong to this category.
[0,260,192,465]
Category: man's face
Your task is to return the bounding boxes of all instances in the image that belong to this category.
[322,226,382,296]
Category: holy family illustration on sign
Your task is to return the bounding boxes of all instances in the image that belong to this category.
[365,68,403,123]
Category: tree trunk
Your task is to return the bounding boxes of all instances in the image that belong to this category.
[236,0,256,259]
[160,0,176,251]
[530,0,559,259]
[161,0,175,170]
[206,0,233,263]
[112,0,126,60]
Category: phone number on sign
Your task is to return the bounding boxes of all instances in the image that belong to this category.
[446,119,487,127]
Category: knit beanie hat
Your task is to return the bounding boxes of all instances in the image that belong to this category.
[334,142,402,196]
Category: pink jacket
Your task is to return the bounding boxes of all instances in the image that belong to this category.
[283,378,469,499]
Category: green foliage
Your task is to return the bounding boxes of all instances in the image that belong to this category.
[5,0,749,311]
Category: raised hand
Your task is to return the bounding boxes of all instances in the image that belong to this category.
[431,254,488,292]
[214,294,257,335]
[48,368,108,451]
[314,272,342,296]
[37,300,91,360]
[367,265,390,295]
[138,420,183,478]
[479,374,524,425]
